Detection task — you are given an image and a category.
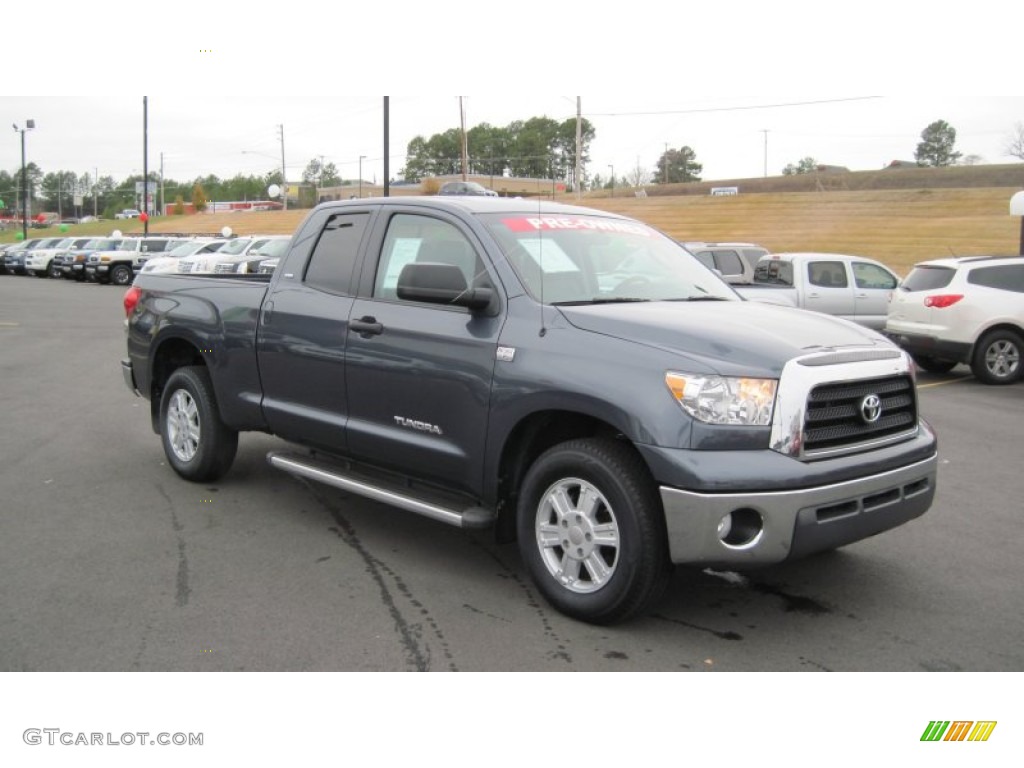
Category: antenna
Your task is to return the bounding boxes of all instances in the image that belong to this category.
[538,194,546,336]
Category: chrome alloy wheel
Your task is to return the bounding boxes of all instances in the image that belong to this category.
[166,389,201,462]
[535,477,620,594]
[984,339,1020,380]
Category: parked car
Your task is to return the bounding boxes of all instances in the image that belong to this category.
[681,241,769,285]
[214,235,292,274]
[438,180,498,197]
[139,239,229,274]
[3,238,45,275]
[122,196,937,625]
[24,237,76,278]
[885,255,1024,384]
[114,209,141,220]
[735,252,901,329]
[85,236,186,285]
[63,238,124,281]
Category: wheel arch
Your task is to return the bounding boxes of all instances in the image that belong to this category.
[149,336,207,433]
[492,409,658,544]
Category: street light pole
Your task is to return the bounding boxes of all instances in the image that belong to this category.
[13,120,35,240]
[359,155,366,198]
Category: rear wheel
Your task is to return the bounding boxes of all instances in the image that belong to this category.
[516,438,671,625]
[159,366,238,481]
[971,330,1023,385]
[110,264,133,286]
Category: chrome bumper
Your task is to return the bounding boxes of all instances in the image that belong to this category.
[661,453,937,567]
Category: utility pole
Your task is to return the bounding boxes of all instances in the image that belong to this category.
[761,129,769,178]
[278,124,287,211]
[459,97,469,181]
[383,97,390,198]
[160,152,165,215]
[143,96,149,235]
[575,97,582,200]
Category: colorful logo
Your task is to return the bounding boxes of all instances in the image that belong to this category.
[921,721,997,742]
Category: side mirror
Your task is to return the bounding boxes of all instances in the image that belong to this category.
[397,262,493,312]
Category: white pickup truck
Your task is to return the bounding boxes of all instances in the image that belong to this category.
[735,252,901,330]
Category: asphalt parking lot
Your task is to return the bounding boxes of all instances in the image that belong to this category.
[1,276,1022,672]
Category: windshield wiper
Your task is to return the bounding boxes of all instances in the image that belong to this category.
[552,297,652,305]
[665,296,731,302]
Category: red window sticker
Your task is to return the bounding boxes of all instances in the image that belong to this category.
[501,217,653,237]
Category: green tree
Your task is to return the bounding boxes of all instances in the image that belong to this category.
[915,120,962,167]
[655,146,702,183]
[782,157,818,175]
[173,195,185,215]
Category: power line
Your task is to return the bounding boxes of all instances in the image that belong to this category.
[585,96,883,118]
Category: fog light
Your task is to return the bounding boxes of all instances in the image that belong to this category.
[718,508,764,549]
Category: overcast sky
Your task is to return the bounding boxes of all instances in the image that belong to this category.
[2,1,1020,192]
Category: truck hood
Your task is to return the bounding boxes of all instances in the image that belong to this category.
[557,300,891,376]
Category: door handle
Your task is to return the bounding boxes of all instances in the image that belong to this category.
[261,300,274,325]
[350,316,384,337]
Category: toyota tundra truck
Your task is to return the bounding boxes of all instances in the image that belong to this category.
[121,197,938,624]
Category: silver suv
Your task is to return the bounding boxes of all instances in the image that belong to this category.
[885,256,1024,384]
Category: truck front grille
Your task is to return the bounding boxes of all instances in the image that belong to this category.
[803,375,917,455]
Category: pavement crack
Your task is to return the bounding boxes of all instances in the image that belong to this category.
[299,479,450,671]
[155,483,190,607]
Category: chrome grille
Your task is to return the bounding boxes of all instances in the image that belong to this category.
[803,375,916,454]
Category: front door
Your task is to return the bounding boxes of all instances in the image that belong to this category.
[344,211,503,497]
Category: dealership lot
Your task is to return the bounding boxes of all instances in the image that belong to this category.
[1,277,1021,672]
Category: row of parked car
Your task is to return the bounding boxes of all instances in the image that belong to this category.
[680,241,1024,385]
[0,233,290,284]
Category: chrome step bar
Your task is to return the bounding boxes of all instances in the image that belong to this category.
[267,451,495,530]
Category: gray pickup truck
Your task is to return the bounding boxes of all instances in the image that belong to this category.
[122,197,937,624]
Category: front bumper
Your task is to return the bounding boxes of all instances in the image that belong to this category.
[660,452,937,567]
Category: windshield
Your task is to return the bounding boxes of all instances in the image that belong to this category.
[217,238,254,255]
[480,213,736,304]
[249,238,289,258]
[117,239,141,251]
[166,241,209,257]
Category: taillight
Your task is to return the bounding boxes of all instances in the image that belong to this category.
[924,294,963,308]
[123,285,141,317]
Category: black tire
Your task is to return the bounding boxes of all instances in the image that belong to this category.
[912,355,958,374]
[159,366,238,482]
[516,438,671,625]
[970,329,1023,385]
[33,270,48,278]
[110,264,133,286]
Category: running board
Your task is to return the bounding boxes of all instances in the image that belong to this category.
[267,451,496,530]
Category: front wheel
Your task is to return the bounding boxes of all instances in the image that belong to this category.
[159,366,238,481]
[516,438,671,625]
[971,329,1023,385]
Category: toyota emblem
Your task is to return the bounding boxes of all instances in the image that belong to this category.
[860,394,882,424]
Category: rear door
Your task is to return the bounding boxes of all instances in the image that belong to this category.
[343,208,503,496]
[802,258,855,319]
[256,207,375,453]
[851,260,899,329]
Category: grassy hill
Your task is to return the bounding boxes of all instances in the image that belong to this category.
[8,164,1022,276]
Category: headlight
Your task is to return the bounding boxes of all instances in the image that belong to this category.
[665,372,777,426]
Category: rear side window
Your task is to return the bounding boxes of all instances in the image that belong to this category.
[901,266,956,292]
[852,262,898,290]
[304,212,369,295]
[710,249,743,276]
[967,265,1024,293]
[808,261,848,288]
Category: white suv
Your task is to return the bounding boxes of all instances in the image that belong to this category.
[885,256,1024,384]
